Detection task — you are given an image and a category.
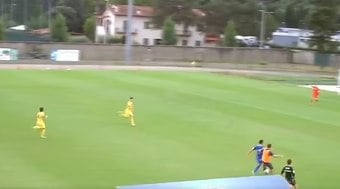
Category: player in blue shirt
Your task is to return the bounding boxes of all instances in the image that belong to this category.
[248,139,264,175]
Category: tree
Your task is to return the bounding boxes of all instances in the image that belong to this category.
[201,0,259,35]
[51,13,69,42]
[52,6,81,32]
[153,0,197,29]
[309,0,338,52]
[162,17,177,45]
[265,14,280,38]
[284,3,298,28]
[0,21,4,41]
[27,15,48,30]
[232,0,259,36]
[223,20,237,47]
[84,16,96,42]
[336,3,340,30]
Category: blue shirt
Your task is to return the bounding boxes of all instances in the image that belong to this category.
[252,144,264,161]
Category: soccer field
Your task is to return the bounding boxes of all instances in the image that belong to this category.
[0,70,339,189]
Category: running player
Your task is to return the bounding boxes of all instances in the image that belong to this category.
[262,143,283,174]
[248,139,264,175]
[120,97,136,126]
[32,107,47,139]
[281,159,297,189]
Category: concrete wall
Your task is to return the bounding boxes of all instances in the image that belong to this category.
[293,51,315,64]
[0,42,293,64]
[330,54,340,68]
[292,50,340,68]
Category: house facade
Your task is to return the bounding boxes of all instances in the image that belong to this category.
[97,5,209,47]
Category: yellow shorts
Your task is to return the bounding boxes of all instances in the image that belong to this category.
[122,109,133,117]
[36,122,46,129]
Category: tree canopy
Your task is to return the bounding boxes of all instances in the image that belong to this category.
[0,0,339,39]
[309,0,338,52]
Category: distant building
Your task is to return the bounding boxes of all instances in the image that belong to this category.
[97,4,214,47]
[272,27,310,47]
[272,27,340,48]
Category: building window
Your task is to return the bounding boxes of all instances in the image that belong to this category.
[123,20,128,32]
[154,39,162,45]
[196,24,204,32]
[182,40,188,46]
[144,22,151,29]
[195,41,201,47]
[105,20,111,35]
[143,38,149,46]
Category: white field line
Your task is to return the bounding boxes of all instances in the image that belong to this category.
[299,85,340,94]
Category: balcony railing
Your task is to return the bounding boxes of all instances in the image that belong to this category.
[176,30,191,37]
[115,27,138,34]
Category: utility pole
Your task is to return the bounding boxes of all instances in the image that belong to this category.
[259,10,273,48]
[94,0,100,43]
[125,0,133,64]
[104,0,109,44]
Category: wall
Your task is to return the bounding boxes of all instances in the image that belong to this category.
[293,51,315,64]
[330,54,340,68]
[292,50,340,68]
[0,42,321,65]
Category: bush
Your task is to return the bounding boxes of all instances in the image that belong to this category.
[223,20,237,47]
[68,35,91,43]
[0,21,4,41]
[83,16,95,42]
[51,13,69,42]
[107,36,123,44]
[27,16,48,30]
[162,17,177,45]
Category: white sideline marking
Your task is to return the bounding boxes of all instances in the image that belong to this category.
[299,85,340,94]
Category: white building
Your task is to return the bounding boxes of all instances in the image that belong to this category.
[271,27,311,47]
[98,5,208,47]
[272,27,340,48]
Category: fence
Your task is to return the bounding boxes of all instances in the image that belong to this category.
[0,42,339,68]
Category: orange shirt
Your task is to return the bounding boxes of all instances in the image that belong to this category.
[262,148,273,163]
[312,86,320,97]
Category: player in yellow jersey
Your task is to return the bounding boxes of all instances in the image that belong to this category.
[119,97,136,126]
[32,107,48,138]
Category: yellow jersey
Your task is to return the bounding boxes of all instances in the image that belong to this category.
[126,100,134,111]
[36,112,46,124]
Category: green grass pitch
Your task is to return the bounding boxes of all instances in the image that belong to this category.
[0,70,339,189]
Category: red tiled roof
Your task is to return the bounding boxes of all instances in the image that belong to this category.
[31,28,50,35]
[110,5,154,17]
[108,5,205,17]
[192,9,206,17]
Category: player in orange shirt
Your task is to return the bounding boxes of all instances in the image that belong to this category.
[311,85,320,103]
[262,144,283,175]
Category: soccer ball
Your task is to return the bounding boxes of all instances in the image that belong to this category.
[264,168,270,175]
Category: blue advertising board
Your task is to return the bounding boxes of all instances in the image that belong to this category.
[117,175,291,189]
